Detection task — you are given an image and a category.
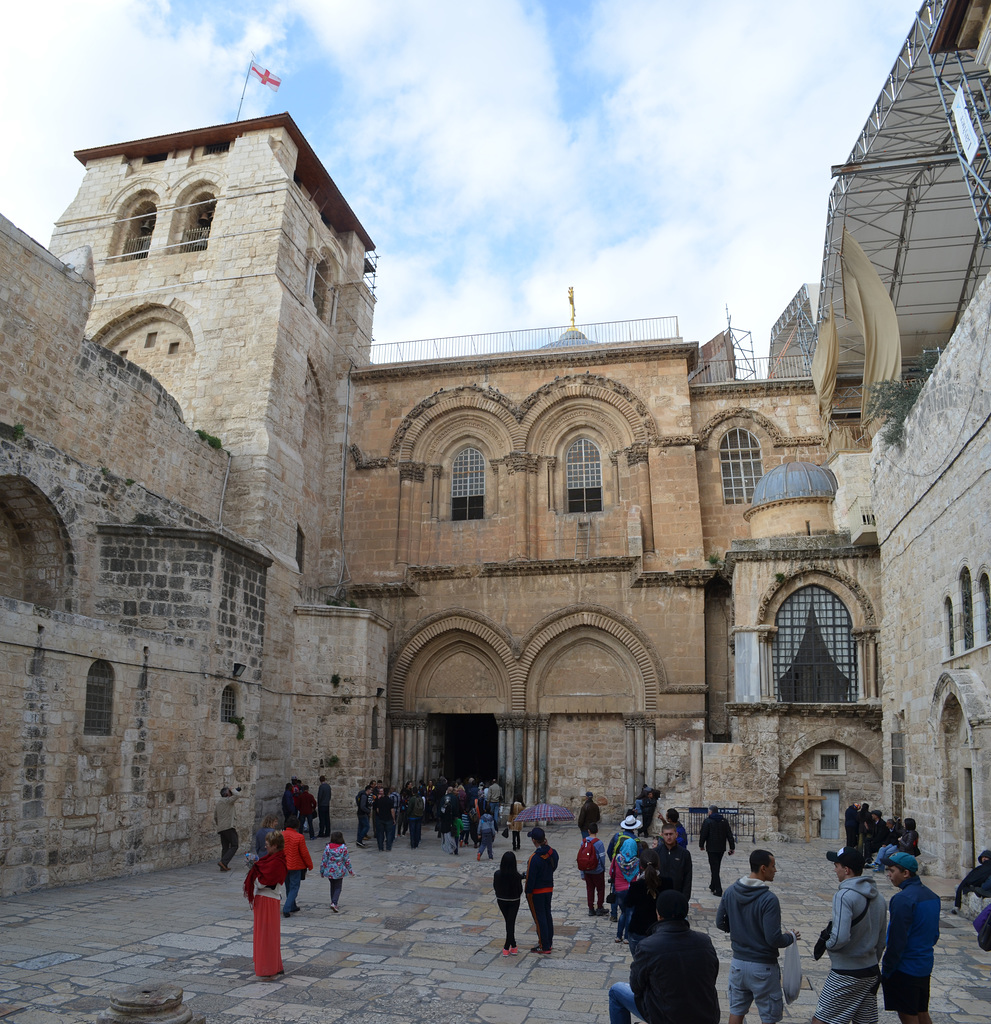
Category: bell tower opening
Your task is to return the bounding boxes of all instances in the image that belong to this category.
[434,713,498,781]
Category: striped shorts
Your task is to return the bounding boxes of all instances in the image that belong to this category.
[814,969,881,1024]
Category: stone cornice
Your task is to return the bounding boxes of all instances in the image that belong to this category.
[95,525,273,568]
[724,542,878,572]
[351,341,698,382]
[631,568,720,588]
[727,701,883,724]
[690,379,817,399]
[293,604,393,630]
[346,580,420,599]
[409,556,640,581]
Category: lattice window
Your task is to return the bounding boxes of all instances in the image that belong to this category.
[719,428,763,504]
[981,573,991,643]
[566,438,603,513]
[961,568,974,650]
[773,585,858,702]
[819,753,840,771]
[451,447,485,520]
[946,596,955,657]
[84,660,114,735]
[221,685,237,723]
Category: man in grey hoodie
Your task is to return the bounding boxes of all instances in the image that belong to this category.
[813,847,887,1024]
[716,849,798,1024]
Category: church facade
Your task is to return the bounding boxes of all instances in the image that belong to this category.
[1,115,893,894]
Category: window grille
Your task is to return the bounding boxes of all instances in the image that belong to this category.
[204,141,230,155]
[719,428,763,504]
[221,685,237,723]
[981,573,991,643]
[891,731,906,785]
[452,447,485,520]
[84,660,114,735]
[566,438,602,513]
[773,585,857,702]
[946,597,955,657]
[961,568,974,650]
[819,753,840,771]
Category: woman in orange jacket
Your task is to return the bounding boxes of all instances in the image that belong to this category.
[282,816,313,917]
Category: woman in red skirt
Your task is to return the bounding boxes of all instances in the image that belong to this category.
[243,830,288,978]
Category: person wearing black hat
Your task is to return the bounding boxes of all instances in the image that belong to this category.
[577,791,600,839]
[607,889,719,1024]
[812,848,887,1024]
[524,826,559,954]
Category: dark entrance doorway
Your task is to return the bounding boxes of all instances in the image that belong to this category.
[436,713,498,781]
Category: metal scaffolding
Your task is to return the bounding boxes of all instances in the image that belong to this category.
[817,0,991,378]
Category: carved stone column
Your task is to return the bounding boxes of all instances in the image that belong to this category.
[524,714,539,805]
[429,465,442,522]
[514,721,525,801]
[496,714,519,795]
[758,626,777,700]
[536,714,550,803]
[389,715,405,785]
[503,452,538,560]
[396,462,425,565]
[854,627,880,699]
[624,716,637,803]
[410,712,428,781]
[625,444,655,554]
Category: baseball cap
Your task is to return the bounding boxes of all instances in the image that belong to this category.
[826,847,865,872]
[585,791,594,798]
[527,827,545,841]
[880,851,918,873]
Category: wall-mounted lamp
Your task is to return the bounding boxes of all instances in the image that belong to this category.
[376,687,385,698]
[232,663,246,679]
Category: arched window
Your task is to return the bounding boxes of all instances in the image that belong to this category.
[981,573,991,644]
[566,438,602,513]
[84,660,115,735]
[221,685,237,723]
[179,191,215,252]
[118,198,157,261]
[961,568,974,650]
[945,597,955,658]
[452,447,485,520]
[773,585,857,702]
[719,428,763,504]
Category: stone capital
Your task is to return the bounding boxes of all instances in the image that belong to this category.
[398,461,426,483]
[502,452,539,474]
[624,442,650,467]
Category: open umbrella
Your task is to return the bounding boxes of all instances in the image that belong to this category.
[512,803,575,823]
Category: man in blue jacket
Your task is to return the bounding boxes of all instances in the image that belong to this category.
[524,827,559,954]
[880,852,940,1024]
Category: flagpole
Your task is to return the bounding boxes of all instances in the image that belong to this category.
[235,59,254,121]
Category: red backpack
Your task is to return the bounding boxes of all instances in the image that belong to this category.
[577,836,599,872]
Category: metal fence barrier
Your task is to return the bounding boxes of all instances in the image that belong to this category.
[684,806,757,844]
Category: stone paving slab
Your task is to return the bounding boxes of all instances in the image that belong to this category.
[0,829,988,1022]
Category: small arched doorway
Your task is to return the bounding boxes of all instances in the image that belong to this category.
[939,692,974,873]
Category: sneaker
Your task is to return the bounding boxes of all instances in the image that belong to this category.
[588,908,596,917]
[356,842,367,848]
[530,946,543,953]
[477,853,481,861]
[331,904,338,913]
[539,948,553,955]
[596,908,608,916]
[509,946,518,955]
[501,949,512,956]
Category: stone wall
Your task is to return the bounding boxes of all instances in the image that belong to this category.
[871,269,991,877]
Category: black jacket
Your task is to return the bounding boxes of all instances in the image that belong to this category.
[656,842,692,900]
[630,920,720,1024]
[699,813,735,854]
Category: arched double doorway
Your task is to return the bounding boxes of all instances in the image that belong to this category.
[387,609,663,807]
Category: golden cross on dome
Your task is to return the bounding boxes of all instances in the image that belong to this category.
[568,286,576,328]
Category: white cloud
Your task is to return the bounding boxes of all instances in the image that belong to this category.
[0,0,926,354]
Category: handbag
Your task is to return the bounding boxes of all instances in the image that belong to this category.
[502,828,510,839]
[781,934,802,1004]
[976,904,991,951]
[605,891,616,904]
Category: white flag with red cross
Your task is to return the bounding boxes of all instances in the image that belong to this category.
[250,62,281,91]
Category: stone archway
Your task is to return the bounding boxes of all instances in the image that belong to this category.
[938,693,972,873]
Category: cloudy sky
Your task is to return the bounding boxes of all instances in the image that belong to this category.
[1,0,922,352]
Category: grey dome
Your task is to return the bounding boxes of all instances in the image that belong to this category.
[750,461,837,508]
[544,327,589,348]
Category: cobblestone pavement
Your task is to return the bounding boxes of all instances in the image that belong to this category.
[0,828,988,1023]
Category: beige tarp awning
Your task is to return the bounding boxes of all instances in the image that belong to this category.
[811,303,838,422]
[840,226,902,420]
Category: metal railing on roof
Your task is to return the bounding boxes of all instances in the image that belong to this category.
[689,353,813,384]
[366,316,680,365]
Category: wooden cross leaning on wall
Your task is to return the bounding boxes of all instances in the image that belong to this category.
[786,781,826,843]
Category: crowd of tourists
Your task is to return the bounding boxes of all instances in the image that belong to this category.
[224,780,990,1024]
